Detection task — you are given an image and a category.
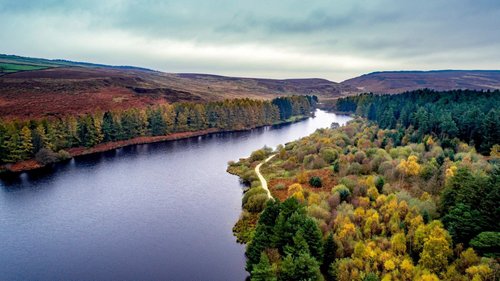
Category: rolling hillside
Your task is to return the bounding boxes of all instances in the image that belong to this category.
[0,55,352,119]
[2,54,500,119]
[342,70,500,94]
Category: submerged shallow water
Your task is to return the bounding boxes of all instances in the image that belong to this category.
[0,110,351,280]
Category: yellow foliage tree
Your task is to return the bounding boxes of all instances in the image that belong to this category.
[391,232,407,255]
[418,228,452,273]
[417,272,439,281]
[307,192,321,205]
[296,171,308,184]
[445,165,457,179]
[426,136,435,147]
[287,183,303,196]
[292,190,305,202]
[490,144,500,158]
[465,264,493,281]
[400,258,414,280]
[384,259,396,271]
[397,155,421,177]
[287,183,305,202]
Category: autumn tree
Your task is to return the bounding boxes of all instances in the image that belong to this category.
[19,126,34,159]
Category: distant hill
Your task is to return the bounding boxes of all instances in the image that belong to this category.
[341,70,500,94]
[2,54,500,119]
[0,54,154,74]
[0,55,352,119]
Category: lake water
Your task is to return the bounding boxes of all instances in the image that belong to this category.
[0,110,351,281]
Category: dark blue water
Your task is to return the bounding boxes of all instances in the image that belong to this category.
[0,110,351,281]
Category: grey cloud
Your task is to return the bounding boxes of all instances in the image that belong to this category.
[1,0,499,81]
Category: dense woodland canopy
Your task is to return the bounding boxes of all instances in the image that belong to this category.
[0,95,316,165]
[336,89,500,155]
[229,91,499,280]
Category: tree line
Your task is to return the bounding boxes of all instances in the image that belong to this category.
[336,89,500,154]
[0,95,316,165]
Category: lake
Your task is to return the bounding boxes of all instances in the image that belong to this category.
[0,110,351,280]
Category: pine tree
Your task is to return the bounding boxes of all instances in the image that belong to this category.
[147,108,166,136]
[34,124,50,151]
[19,126,34,159]
[284,230,310,257]
[1,124,21,163]
[322,233,337,277]
[368,103,377,120]
[302,218,324,260]
[246,224,273,272]
[162,104,176,134]
[293,252,322,281]
[481,109,499,153]
[251,253,276,281]
[175,109,189,132]
[102,111,116,141]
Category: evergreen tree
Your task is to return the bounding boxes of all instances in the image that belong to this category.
[19,126,34,159]
[1,124,21,163]
[175,109,189,132]
[284,230,310,257]
[302,218,324,260]
[251,253,277,281]
[147,108,167,136]
[322,234,337,279]
[247,219,276,272]
[102,111,116,141]
[481,109,499,153]
[279,253,322,281]
[33,124,50,151]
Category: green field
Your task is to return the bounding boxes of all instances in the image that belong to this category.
[0,62,50,73]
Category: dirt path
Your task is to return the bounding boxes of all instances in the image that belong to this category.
[255,154,276,200]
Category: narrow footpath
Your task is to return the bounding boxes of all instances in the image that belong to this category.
[255,154,276,200]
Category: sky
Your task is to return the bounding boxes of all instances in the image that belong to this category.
[1,0,499,81]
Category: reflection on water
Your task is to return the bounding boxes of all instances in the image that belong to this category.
[0,110,351,281]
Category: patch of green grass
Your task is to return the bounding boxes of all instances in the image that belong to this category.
[0,63,50,73]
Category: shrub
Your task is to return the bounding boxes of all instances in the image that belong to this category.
[320,148,338,163]
[251,181,261,188]
[35,148,58,165]
[378,161,394,175]
[309,176,322,188]
[303,154,315,166]
[296,171,308,184]
[250,149,266,162]
[339,177,356,190]
[308,204,330,221]
[332,159,340,173]
[288,183,303,195]
[274,183,286,190]
[241,169,257,184]
[332,184,351,201]
[354,151,366,164]
[57,150,71,160]
[244,193,269,213]
[311,156,328,169]
[282,159,297,170]
[242,187,266,206]
[347,162,362,175]
[421,160,439,181]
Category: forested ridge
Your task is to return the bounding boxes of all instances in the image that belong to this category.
[228,91,499,280]
[0,95,316,166]
[336,89,500,155]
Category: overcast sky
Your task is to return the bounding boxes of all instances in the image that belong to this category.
[1,0,499,81]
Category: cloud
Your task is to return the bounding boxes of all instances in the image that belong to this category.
[0,0,499,81]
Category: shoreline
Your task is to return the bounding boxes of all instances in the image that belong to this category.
[0,115,310,175]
